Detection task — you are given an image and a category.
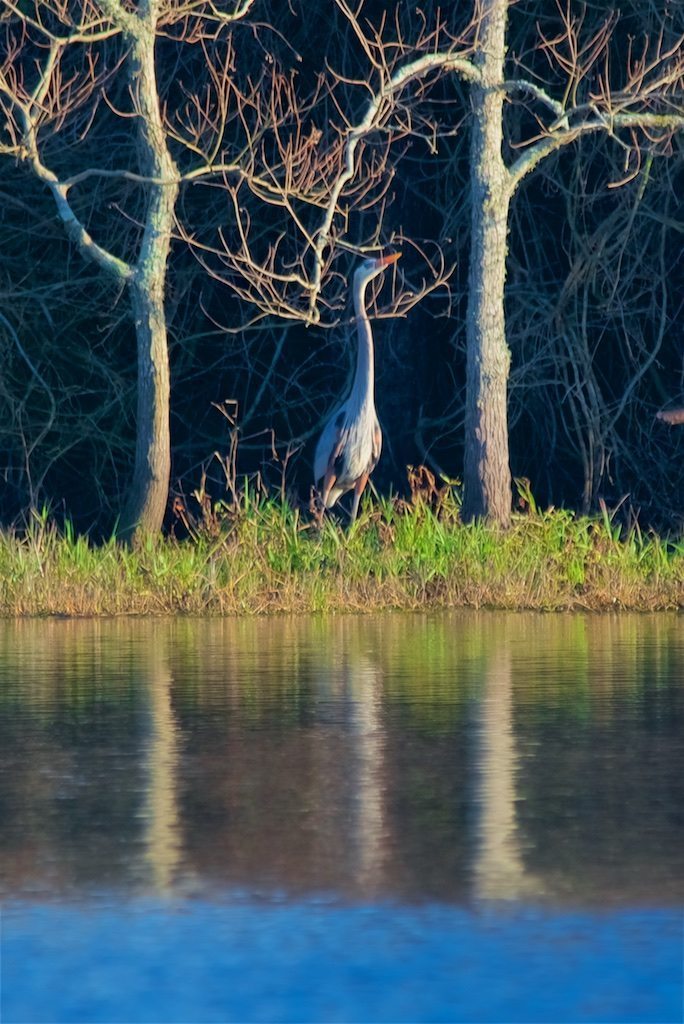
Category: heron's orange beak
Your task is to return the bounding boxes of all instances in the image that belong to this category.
[378,252,401,266]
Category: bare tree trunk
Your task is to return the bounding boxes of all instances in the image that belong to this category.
[123,276,173,540]
[119,14,179,540]
[462,0,512,526]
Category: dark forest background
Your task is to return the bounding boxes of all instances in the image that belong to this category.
[1,0,682,535]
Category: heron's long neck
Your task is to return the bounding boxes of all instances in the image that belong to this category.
[351,280,375,411]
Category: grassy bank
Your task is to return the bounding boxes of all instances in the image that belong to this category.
[1,498,682,616]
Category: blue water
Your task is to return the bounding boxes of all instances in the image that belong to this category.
[4,900,681,1023]
[0,614,683,1022]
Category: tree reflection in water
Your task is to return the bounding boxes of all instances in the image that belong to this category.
[0,613,681,907]
[141,634,181,896]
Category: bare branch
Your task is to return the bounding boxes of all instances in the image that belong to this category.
[508,8,684,189]
[1,0,122,44]
[309,50,480,318]
[162,0,257,26]
[502,79,568,124]
[0,63,132,279]
[508,109,684,189]
[26,153,133,280]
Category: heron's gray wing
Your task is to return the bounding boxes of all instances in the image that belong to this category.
[330,417,353,476]
[369,421,382,472]
[314,409,349,483]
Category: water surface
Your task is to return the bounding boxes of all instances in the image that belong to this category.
[0,613,682,1021]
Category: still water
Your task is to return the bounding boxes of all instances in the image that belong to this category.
[0,613,682,1023]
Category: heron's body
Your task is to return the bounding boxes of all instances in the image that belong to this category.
[313,403,382,508]
[314,253,398,521]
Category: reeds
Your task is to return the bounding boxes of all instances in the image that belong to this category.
[0,498,682,616]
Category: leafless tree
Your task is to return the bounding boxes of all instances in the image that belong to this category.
[2,1,682,533]
[0,0,273,539]
[210,0,684,526]
[0,0,448,535]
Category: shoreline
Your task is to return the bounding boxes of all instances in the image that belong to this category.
[1,503,682,616]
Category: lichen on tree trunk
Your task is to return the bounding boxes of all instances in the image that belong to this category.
[118,14,179,541]
[462,0,513,527]
[120,275,173,540]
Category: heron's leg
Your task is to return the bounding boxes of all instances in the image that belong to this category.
[311,487,325,526]
[320,469,337,511]
[350,472,369,524]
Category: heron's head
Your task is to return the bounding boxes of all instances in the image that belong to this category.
[354,251,401,289]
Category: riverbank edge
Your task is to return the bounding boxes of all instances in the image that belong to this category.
[1,503,682,616]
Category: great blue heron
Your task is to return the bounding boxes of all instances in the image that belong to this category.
[314,252,400,522]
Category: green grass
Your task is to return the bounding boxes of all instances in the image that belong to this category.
[0,497,682,616]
